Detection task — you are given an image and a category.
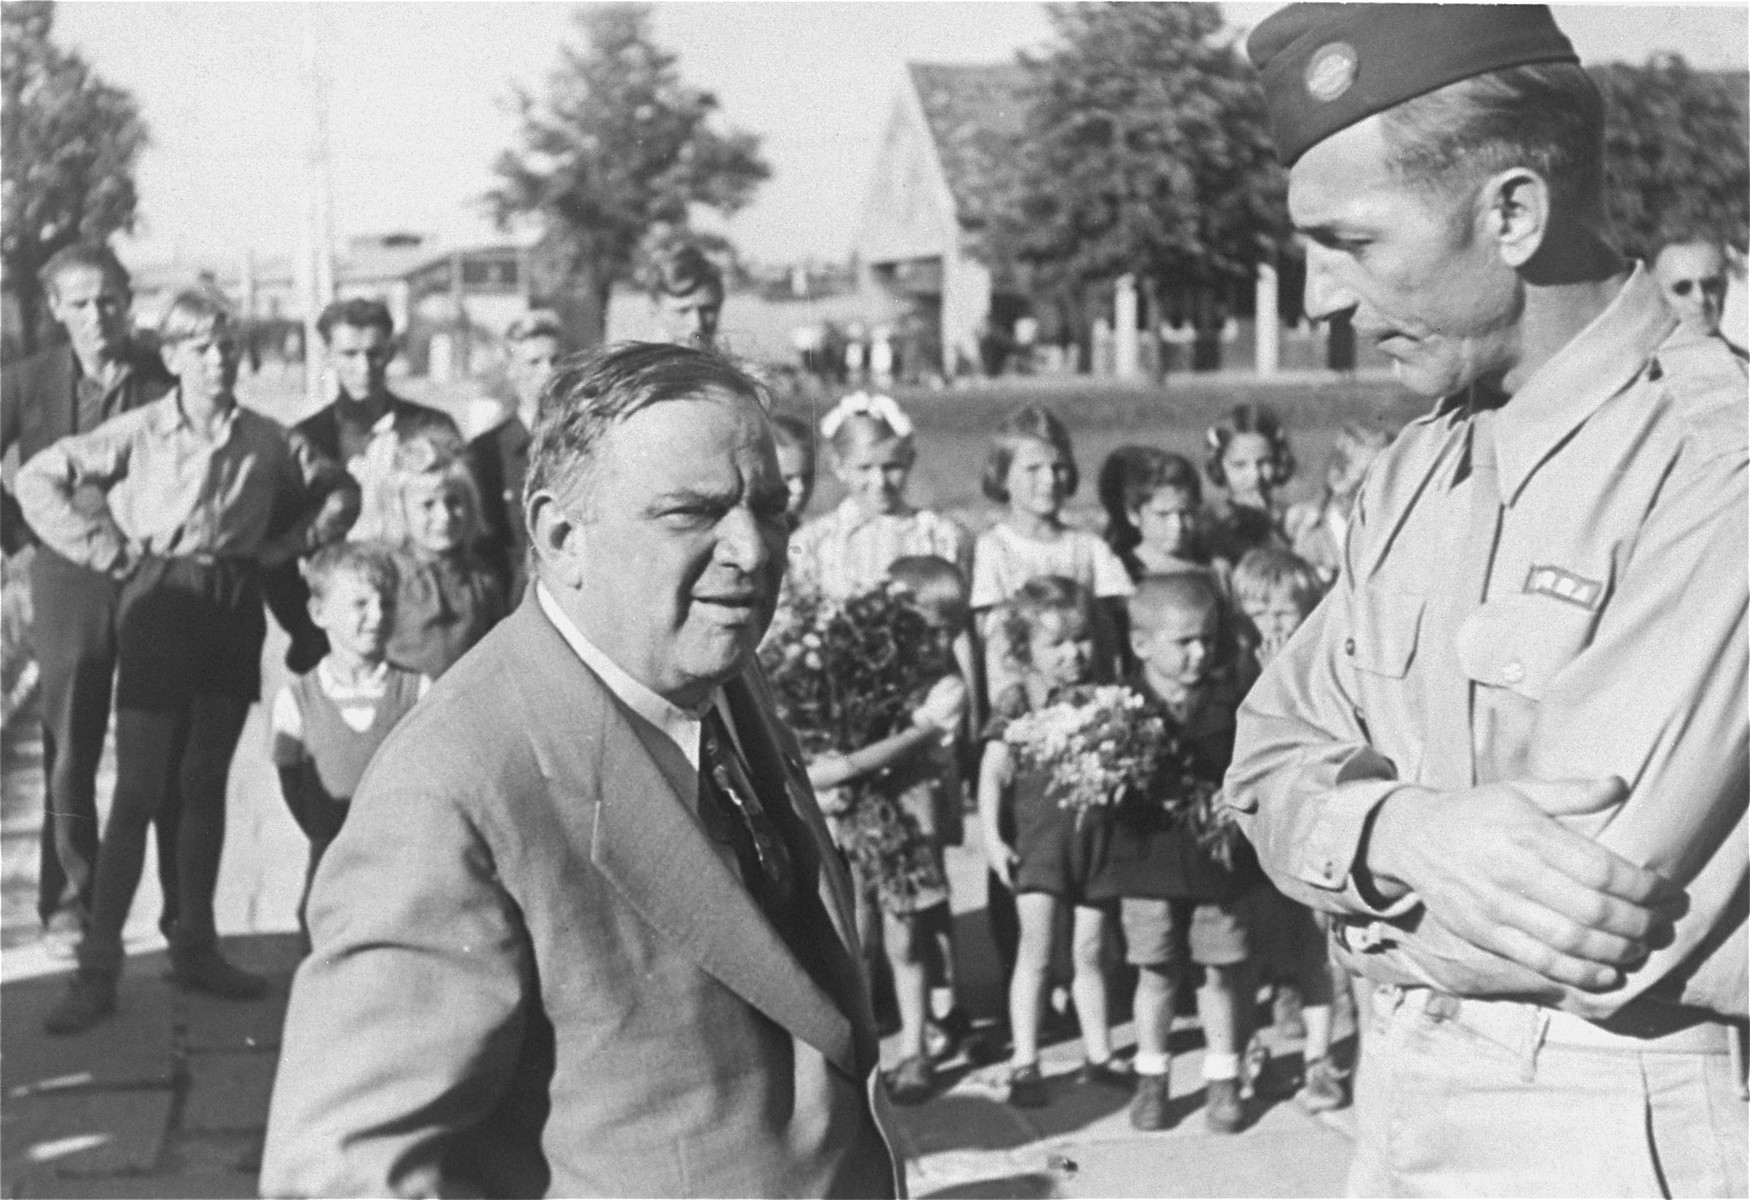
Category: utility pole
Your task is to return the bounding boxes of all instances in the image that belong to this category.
[298,8,337,412]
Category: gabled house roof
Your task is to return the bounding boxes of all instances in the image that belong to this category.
[905,63,1028,229]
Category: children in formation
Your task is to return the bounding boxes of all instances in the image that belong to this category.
[772,394,1350,1124]
[1230,547,1349,1112]
[269,543,429,948]
[977,577,1123,1108]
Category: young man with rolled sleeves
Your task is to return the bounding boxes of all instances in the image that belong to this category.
[1227,6,1747,1193]
[1,243,179,955]
[18,291,358,1034]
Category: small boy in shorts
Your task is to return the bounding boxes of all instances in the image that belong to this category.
[270,543,428,948]
[1104,573,1264,1132]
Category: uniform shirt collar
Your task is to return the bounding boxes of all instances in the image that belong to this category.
[535,581,710,769]
[1492,263,1677,505]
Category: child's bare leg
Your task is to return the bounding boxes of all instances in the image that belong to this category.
[1197,963,1243,1071]
[1070,904,1113,1064]
[886,912,930,1063]
[1304,1002,1333,1062]
[1010,891,1058,1066]
[1133,964,1176,1072]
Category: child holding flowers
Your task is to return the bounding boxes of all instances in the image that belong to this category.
[1102,573,1264,1133]
[759,564,981,1104]
[978,576,1135,1108]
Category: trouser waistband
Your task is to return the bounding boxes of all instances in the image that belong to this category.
[1387,986,1741,1054]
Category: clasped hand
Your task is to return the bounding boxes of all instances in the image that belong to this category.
[1364,777,1682,995]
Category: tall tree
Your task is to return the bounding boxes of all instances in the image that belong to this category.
[487,3,769,345]
[1591,56,1748,258]
[988,3,1287,341]
[2,0,148,357]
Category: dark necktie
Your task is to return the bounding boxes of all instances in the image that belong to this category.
[698,706,796,915]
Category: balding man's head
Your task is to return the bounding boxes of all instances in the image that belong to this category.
[1653,240,1730,338]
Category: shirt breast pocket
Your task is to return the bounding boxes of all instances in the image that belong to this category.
[1456,591,1601,701]
[1348,588,1426,679]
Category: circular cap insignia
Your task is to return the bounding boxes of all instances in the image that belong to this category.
[1305,42,1358,103]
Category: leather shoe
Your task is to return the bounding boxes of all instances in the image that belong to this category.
[1129,1072,1171,1131]
[1298,1056,1348,1113]
[1205,1076,1245,1133]
[1007,1062,1047,1108]
[171,948,267,1000]
[43,975,116,1035]
[889,1056,933,1106]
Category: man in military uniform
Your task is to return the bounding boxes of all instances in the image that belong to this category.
[1229,6,1747,1194]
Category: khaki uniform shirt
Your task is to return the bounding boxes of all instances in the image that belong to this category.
[1226,265,1748,1023]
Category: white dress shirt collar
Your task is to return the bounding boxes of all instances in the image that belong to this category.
[536,581,709,769]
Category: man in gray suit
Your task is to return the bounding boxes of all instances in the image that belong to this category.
[261,342,901,1198]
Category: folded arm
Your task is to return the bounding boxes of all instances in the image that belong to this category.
[257,430,359,569]
[13,426,134,574]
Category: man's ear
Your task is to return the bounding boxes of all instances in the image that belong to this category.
[1481,167,1550,269]
[527,491,585,590]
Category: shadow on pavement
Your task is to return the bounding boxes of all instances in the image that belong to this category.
[2,932,298,1199]
[921,1171,1058,1198]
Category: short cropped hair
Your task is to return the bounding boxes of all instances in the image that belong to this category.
[304,541,398,603]
[506,309,564,343]
[1231,547,1324,617]
[983,404,1079,503]
[1129,571,1223,634]
[317,297,395,344]
[158,290,235,346]
[1206,403,1295,490]
[40,243,130,297]
[1380,61,1605,222]
[887,554,969,622]
[1000,575,1097,672]
[526,341,769,511]
[655,245,724,298]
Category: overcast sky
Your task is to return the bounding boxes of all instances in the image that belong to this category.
[53,2,1750,271]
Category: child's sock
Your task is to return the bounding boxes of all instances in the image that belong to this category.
[1203,1051,1240,1081]
[1133,1051,1171,1077]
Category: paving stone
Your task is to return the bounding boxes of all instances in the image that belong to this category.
[181,1052,277,1133]
[2,966,176,1094]
[175,933,298,1051]
[1054,1124,1351,1198]
[0,1087,173,1185]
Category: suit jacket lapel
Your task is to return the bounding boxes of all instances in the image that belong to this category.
[505,597,860,1079]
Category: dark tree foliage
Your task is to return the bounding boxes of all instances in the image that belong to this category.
[486,4,769,344]
[2,0,148,357]
[988,3,1288,328]
[1592,56,1748,258]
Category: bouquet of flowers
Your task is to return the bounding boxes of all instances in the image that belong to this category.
[760,582,953,912]
[760,582,950,755]
[1001,685,1168,818]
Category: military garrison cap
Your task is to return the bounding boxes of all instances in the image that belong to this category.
[1247,4,1579,165]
